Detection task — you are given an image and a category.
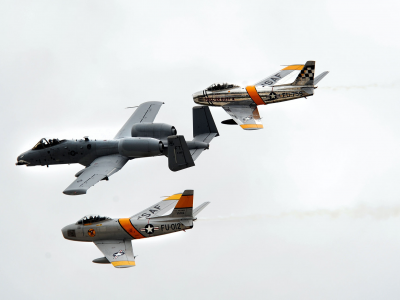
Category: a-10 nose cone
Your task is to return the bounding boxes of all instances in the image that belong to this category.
[15,152,29,166]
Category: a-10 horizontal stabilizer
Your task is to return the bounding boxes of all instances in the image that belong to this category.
[168,136,195,172]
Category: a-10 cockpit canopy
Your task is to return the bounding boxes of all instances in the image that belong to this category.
[32,138,66,150]
[206,83,239,91]
[76,215,112,225]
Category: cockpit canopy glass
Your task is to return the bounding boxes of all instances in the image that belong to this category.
[76,215,112,225]
[206,83,239,91]
[32,138,66,150]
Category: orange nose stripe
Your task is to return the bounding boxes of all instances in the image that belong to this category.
[246,86,265,106]
[118,218,145,239]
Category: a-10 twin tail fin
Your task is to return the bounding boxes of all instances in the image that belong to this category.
[167,106,219,172]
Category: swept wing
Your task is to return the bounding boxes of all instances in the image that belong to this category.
[222,105,263,130]
[94,240,136,268]
[63,154,128,195]
[114,101,164,139]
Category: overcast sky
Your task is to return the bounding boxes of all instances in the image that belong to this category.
[2,0,400,299]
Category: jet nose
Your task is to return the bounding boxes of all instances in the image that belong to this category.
[61,225,73,240]
[192,90,203,98]
[61,226,68,239]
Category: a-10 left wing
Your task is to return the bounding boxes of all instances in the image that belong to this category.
[114,101,164,139]
[63,154,128,195]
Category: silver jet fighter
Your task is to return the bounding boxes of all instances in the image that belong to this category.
[62,190,209,268]
[193,61,329,130]
[16,102,219,195]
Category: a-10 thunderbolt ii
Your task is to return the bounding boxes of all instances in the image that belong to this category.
[62,189,208,268]
[192,61,329,130]
[16,102,219,195]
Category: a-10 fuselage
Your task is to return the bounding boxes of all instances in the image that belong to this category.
[62,216,191,242]
[16,138,163,167]
[16,135,207,168]
[193,84,314,107]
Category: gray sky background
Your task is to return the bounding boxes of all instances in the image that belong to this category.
[2,0,400,299]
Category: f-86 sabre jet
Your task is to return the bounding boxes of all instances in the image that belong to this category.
[192,60,329,130]
[62,190,209,268]
[16,102,219,195]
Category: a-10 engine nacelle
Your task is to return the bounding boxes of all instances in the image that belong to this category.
[118,137,163,158]
[131,123,177,140]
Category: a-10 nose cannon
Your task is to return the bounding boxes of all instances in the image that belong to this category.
[16,102,219,195]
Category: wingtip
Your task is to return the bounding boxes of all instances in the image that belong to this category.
[63,189,87,196]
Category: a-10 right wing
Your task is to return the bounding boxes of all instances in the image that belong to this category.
[114,101,164,139]
[63,154,128,195]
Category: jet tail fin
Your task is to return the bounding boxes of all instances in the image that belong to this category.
[193,106,219,138]
[190,106,219,161]
[168,189,194,218]
[149,190,210,227]
[168,135,195,172]
[291,61,315,86]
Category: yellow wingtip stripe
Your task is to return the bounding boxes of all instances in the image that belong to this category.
[163,193,182,201]
[281,65,304,70]
[240,124,264,129]
[112,261,136,267]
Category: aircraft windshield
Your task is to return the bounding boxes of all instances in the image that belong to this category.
[32,138,65,150]
[76,215,112,225]
[206,83,239,91]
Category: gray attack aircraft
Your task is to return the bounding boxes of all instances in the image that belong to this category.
[62,189,208,268]
[16,102,219,195]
